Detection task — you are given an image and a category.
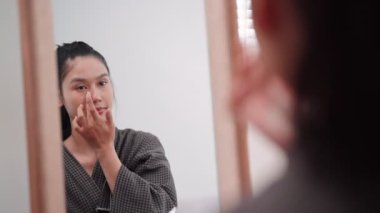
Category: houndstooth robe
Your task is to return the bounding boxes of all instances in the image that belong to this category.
[64,128,177,213]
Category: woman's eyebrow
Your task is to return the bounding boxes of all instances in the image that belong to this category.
[69,73,109,84]
[69,77,86,84]
[97,73,109,79]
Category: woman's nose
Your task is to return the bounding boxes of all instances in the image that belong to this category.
[89,88,101,103]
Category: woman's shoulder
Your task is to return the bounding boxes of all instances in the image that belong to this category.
[116,127,159,142]
[114,128,165,166]
[115,128,163,151]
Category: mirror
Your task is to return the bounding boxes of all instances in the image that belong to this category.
[52,0,219,212]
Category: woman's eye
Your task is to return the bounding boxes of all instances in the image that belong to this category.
[76,85,87,91]
[99,80,108,86]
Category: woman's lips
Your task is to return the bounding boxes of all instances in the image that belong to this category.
[96,107,107,115]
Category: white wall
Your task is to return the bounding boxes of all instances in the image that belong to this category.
[52,1,219,212]
[0,1,30,212]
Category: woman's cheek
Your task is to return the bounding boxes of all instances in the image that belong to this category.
[65,98,82,118]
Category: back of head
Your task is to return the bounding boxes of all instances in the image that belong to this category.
[291,0,376,208]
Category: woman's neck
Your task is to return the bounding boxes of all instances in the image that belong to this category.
[64,134,95,156]
[64,134,97,175]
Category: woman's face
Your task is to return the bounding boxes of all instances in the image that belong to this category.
[60,56,113,120]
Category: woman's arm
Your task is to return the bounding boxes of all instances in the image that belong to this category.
[110,132,177,213]
[96,143,122,193]
[73,93,177,212]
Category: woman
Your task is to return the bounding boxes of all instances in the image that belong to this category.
[57,41,177,213]
[231,0,374,212]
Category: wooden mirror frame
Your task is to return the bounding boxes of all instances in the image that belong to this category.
[18,0,65,212]
[205,0,252,211]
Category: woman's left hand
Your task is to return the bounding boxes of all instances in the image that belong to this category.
[72,92,115,152]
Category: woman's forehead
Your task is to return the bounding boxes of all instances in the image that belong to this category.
[65,56,108,80]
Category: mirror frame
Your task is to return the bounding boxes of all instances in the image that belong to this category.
[205,0,252,211]
[18,0,65,212]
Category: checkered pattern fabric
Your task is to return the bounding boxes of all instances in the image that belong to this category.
[64,128,177,213]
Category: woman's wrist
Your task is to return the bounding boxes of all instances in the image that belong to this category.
[95,142,115,160]
[95,141,122,192]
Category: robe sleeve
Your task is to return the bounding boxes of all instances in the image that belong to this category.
[110,132,177,213]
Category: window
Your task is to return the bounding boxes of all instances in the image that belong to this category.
[236,0,257,47]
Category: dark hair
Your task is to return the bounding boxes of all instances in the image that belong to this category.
[291,0,373,189]
[56,41,110,141]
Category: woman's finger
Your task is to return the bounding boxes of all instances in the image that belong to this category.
[105,109,113,126]
[72,116,84,133]
[76,104,86,127]
[82,94,87,118]
[85,92,98,124]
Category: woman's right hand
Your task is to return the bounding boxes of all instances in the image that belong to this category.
[230,49,295,150]
[71,92,115,152]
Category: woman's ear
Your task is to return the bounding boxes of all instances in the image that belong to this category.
[231,51,295,150]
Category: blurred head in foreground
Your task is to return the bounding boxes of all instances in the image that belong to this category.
[231,0,375,212]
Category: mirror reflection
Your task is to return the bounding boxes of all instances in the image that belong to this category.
[53,0,218,212]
